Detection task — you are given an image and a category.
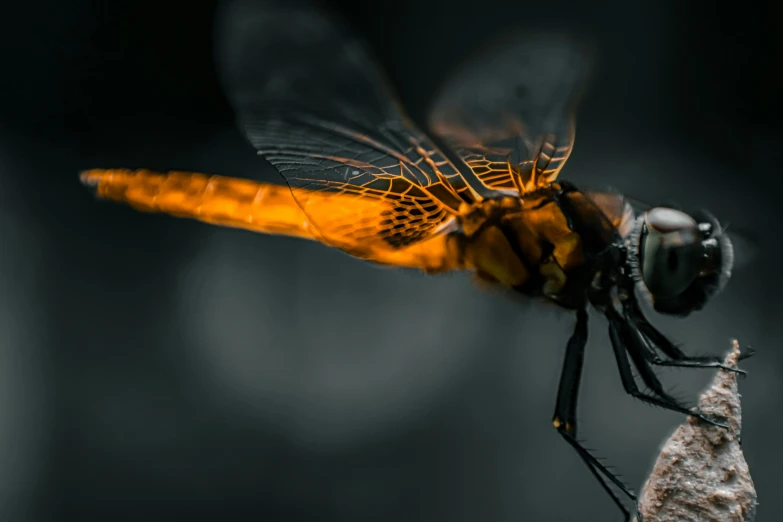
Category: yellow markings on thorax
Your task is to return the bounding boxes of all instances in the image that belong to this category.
[459,197,530,287]
[541,261,568,296]
[466,225,530,287]
[520,197,584,295]
[541,232,583,296]
[552,232,583,272]
[458,194,588,293]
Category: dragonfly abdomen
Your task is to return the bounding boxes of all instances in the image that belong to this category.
[80,168,319,239]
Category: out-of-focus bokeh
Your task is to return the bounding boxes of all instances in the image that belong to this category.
[0,0,780,520]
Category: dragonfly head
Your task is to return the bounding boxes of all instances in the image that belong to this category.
[630,207,734,316]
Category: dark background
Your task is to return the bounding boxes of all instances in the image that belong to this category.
[1,0,781,520]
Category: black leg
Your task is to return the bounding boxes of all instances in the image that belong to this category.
[606,308,728,429]
[553,308,637,520]
[553,308,587,432]
[624,295,754,373]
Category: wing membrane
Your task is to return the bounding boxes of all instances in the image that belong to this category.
[215,0,481,256]
[428,33,590,194]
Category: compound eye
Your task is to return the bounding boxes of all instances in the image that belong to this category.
[641,208,702,298]
[645,207,697,233]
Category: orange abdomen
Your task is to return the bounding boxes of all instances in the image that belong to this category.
[81,169,318,240]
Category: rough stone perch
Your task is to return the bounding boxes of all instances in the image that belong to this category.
[635,339,757,521]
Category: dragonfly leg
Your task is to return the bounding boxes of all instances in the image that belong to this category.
[553,308,637,520]
[606,308,729,429]
[618,284,755,372]
[624,300,754,373]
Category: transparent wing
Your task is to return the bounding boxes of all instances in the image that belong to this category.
[428,33,591,194]
[214,0,483,255]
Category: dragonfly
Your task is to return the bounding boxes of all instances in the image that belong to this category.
[80,1,752,519]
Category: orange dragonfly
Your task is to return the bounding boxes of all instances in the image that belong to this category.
[80,2,750,519]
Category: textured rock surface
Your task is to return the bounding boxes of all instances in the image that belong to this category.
[635,340,757,522]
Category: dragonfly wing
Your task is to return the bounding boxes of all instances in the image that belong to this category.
[428,33,591,194]
[215,1,481,257]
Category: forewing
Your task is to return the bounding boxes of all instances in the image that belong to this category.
[214,0,481,255]
[428,33,590,194]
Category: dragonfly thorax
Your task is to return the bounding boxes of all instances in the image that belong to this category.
[455,188,591,307]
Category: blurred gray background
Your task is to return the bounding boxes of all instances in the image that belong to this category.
[0,0,781,520]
